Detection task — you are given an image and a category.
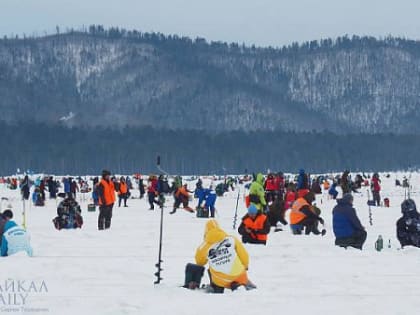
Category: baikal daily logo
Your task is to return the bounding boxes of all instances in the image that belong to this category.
[0,279,49,313]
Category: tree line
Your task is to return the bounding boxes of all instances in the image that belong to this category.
[0,121,418,175]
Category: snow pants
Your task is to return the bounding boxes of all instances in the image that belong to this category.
[335,230,367,250]
[98,204,113,230]
[373,191,381,206]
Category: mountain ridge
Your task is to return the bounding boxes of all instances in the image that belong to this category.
[1,28,420,133]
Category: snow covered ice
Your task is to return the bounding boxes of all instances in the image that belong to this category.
[1,173,420,315]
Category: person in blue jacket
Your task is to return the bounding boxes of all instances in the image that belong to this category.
[204,187,217,218]
[196,187,206,208]
[197,186,217,217]
[1,210,33,257]
[296,169,309,190]
[63,177,71,197]
[332,193,366,249]
[328,183,339,199]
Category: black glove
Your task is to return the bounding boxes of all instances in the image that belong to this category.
[318,217,324,225]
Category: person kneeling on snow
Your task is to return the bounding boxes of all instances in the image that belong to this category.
[332,193,366,250]
[195,220,256,293]
[238,204,270,245]
[53,193,83,230]
[396,199,420,248]
[1,210,33,257]
[289,192,326,235]
[267,194,288,230]
[0,208,14,246]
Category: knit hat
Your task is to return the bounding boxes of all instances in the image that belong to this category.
[342,193,354,204]
[2,209,13,219]
[303,191,315,203]
[401,199,416,214]
[102,169,111,177]
[248,204,258,215]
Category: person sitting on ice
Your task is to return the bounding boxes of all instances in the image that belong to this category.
[332,193,366,250]
[0,207,14,246]
[53,193,83,230]
[1,210,33,257]
[195,219,256,293]
[32,186,45,206]
[396,199,420,248]
[238,204,270,245]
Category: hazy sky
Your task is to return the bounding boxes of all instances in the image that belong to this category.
[1,0,420,47]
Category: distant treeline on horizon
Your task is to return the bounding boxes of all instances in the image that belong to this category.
[0,121,418,175]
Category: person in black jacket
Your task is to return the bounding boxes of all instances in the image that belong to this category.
[267,194,287,229]
[47,176,57,199]
[341,170,351,194]
[53,194,83,230]
[397,199,420,248]
[20,175,30,200]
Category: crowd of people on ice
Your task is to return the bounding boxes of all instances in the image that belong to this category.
[1,169,420,294]
[181,170,420,292]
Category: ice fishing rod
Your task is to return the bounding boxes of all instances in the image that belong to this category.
[156,155,170,177]
[367,189,373,226]
[154,155,165,284]
[408,172,412,199]
[154,202,164,284]
[232,188,240,230]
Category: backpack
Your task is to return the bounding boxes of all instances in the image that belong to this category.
[183,263,205,289]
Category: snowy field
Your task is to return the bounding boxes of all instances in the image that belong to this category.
[1,172,420,315]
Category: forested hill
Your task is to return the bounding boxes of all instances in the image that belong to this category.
[0,121,419,175]
[1,27,420,134]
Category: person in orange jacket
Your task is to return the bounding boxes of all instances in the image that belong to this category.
[238,204,270,245]
[195,220,256,293]
[97,170,115,230]
[170,184,194,214]
[289,191,325,235]
[118,177,128,207]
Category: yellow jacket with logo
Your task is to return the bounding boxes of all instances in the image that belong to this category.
[195,220,249,288]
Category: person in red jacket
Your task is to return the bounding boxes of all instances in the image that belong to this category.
[97,170,115,230]
[147,175,160,210]
[371,173,381,206]
[285,186,297,209]
[264,173,279,203]
[238,204,270,245]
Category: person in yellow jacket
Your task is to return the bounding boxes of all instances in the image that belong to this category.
[195,220,256,293]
